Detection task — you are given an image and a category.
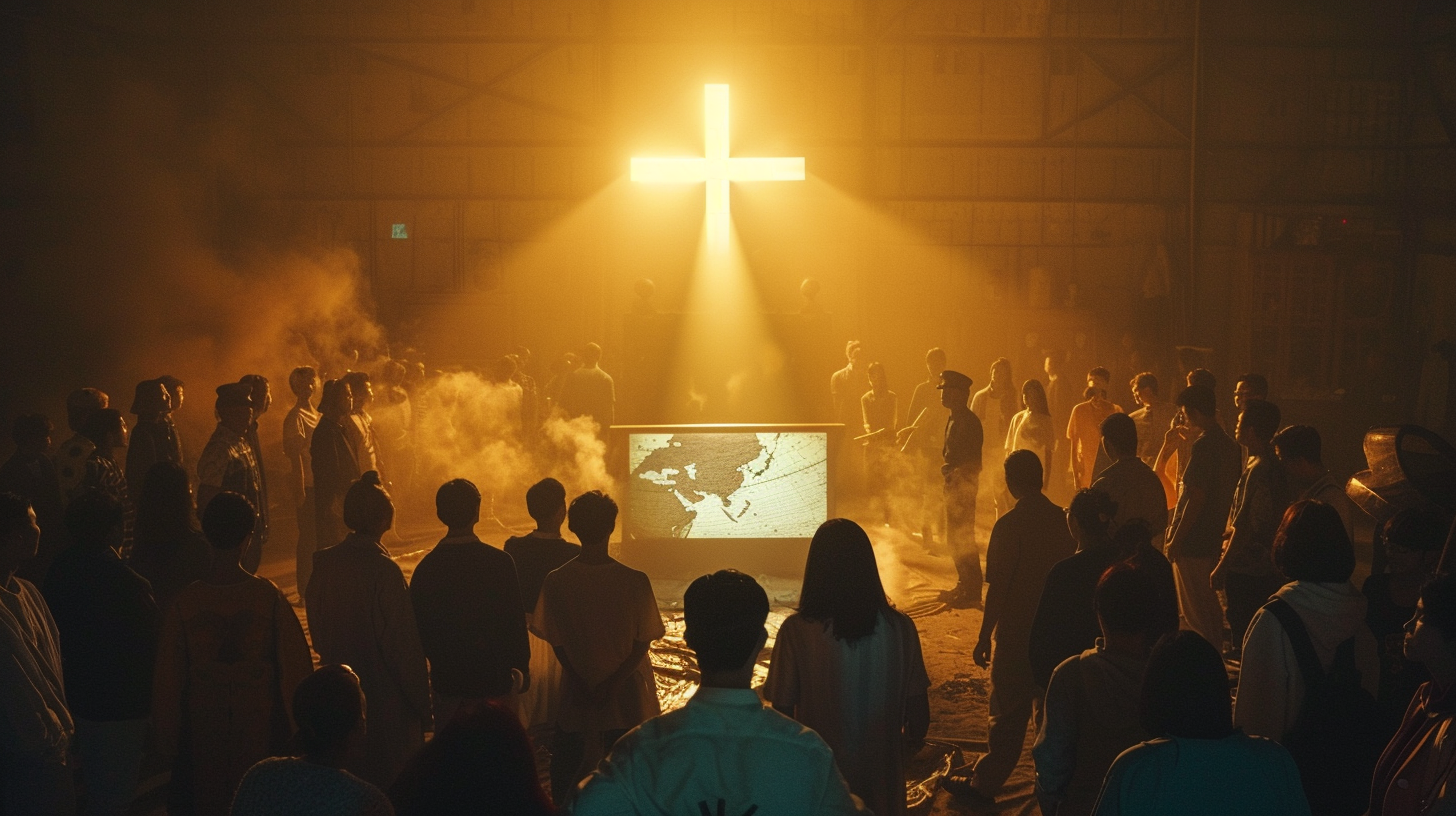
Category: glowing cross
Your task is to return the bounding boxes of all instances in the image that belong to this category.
[631,84,805,253]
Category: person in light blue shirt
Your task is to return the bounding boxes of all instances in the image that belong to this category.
[571,570,868,816]
[1093,630,1309,816]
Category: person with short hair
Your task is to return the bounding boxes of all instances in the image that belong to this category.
[897,347,950,546]
[1234,500,1380,743]
[125,378,183,491]
[1127,372,1176,469]
[938,369,985,608]
[197,383,265,573]
[1212,398,1291,654]
[312,379,361,552]
[1370,572,1456,815]
[504,478,581,729]
[1363,508,1449,733]
[560,343,616,436]
[1,412,65,583]
[1271,423,1356,542]
[1033,567,1163,816]
[283,366,321,596]
[539,490,664,803]
[240,375,273,561]
[308,473,432,788]
[1067,373,1122,490]
[43,491,159,816]
[861,361,899,525]
[1233,373,1269,414]
[0,492,75,815]
[389,700,554,816]
[1092,631,1309,816]
[830,340,869,432]
[1164,384,1243,648]
[231,664,394,816]
[410,478,530,726]
[55,387,108,502]
[576,570,869,815]
[341,371,380,475]
[945,451,1072,808]
[127,461,211,617]
[766,519,930,815]
[152,491,313,816]
[972,358,1019,517]
[79,407,133,553]
[1091,413,1169,549]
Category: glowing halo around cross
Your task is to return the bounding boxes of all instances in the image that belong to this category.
[631,84,805,254]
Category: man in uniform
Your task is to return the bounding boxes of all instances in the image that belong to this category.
[939,370,984,609]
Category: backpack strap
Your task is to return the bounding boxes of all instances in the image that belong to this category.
[1262,598,1325,687]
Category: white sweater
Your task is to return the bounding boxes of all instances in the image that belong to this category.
[1233,580,1380,742]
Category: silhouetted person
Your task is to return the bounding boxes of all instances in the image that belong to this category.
[945,451,1073,808]
[1033,566,1162,816]
[1272,423,1356,542]
[0,493,75,815]
[1127,372,1175,468]
[504,478,580,730]
[80,407,132,553]
[560,342,616,435]
[513,346,541,439]
[55,387,108,503]
[43,491,159,816]
[972,358,1019,518]
[898,347,949,546]
[1370,571,1456,816]
[1005,379,1056,491]
[283,366,321,596]
[152,491,312,816]
[231,665,393,816]
[1212,398,1290,654]
[411,479,530,726]
[342,370,380,475]
[578,570,868,815]
[127,461,210,617]
[1067,371,1122,490]
[539,490,663,802]
[125,378,183,492]
[1233,372,1269,415]
[860,361,898,525]
[308,473,432,788]
[938,370,985,608]
[1154,369,1217,487]
[829,340,869,430]
[1029,489,1176,690]
[311,379,360,552]
[241,374,273,561]
[766,519,930,815]
[1092,413,1169,549]
[544,352,581,417]
[197,383,264,573]
[1093,631,1309,816]
[1363,508,1446,736]
[1164,384,1241,648]
[1,413,65,583]
[389,701,553,816]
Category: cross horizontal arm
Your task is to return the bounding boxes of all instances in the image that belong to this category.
[630,157,708,183]
[724,156,805,181]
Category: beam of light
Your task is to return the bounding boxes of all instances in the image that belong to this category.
[630,84,805,254]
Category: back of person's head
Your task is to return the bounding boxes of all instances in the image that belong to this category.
[134,461,197,550]
[202,491,256,550]
[1140,631,1233,739]
[1100,412,1138,458]
[80,407,124,447]
[567,490,617,543]
[866,360,886,382]
[65,388,108,434]
[1271,424,1322,466]
[1133,371,1159,394]
[1237,373,1270,398]
[1022,378,1050,416]
[289,366,317,398]
[319,379,350,415]
[1418,573,1456,644]
[493,355,518,381]
[845,339,861,360]
[344,472,395,534]
[799,518,889,642]
[1096,565,1164,640]
[1088,366,1111,384]
[1274,500,1355,583]
[64,490,123,547]
[293,664,365,757]
[1238,398,1281,442]
[582,342,603,365]
[1187,368,1217,392]
[684,570,770,673]
[525,478,566,525]
[389,701,554,816]
[130,379,170,416]
[11,413,53,448]
[1069,488,1117,540]
[1384,507,1450,553]
[1004,449,1043,496]
[435,479,481,529]
[1176,384,1217,419]
[0,493,32,542]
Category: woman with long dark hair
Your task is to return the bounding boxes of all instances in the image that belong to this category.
[763,518,930,816]
[128,460,211,615]
[389,701,554,816]
[1005,378,1056,490]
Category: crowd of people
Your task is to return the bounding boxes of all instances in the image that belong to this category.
[0,340,1453,816]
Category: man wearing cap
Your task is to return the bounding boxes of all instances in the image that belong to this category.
[573,570,868,815]
[939,370,985,609]
[197,382,265,572]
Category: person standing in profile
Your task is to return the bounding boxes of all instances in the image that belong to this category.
[282,366,320,597]
[860,361,899,526]
[938,370,984,609]
[80,407,132,554]
[1127,372,1176,469]
[197,383,264,572]
[341,371,380,476]
[972,358,1019,518]
[311,379,360,553]
[240,374,273,575]
[898,347,950,547]
[126,379,182,490]
[560,342,617,436]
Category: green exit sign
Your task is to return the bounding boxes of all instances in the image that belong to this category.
[391,223,409,239]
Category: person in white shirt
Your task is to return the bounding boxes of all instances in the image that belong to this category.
[572,570,869,816]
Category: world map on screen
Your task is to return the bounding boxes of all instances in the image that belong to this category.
[627,432,828,540]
